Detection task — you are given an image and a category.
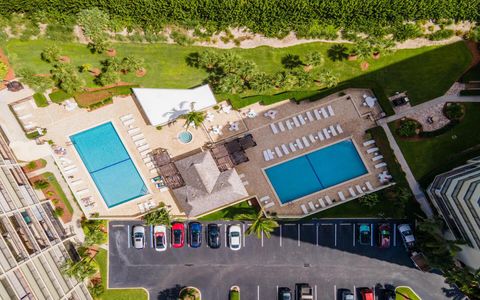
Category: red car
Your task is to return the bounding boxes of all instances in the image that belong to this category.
[360,288,374,300]
[171,222,185,248]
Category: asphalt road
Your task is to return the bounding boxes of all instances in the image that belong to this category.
[109,219,450,300]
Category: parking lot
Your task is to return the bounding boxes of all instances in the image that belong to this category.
[109,219,450,299]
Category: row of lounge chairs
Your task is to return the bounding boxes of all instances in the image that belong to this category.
[301,181,375,215]
[363,139,387,169]
[270,104,335,134]
[138,200,156,214]
[263,124,344,162]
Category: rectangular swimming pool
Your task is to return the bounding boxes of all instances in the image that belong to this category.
[264,139,367,204]
[70,122,148,208]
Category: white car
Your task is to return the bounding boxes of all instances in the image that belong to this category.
[398,224,415,250]
[153,225,167,252]
[132,225,145,249]
[228,225,242,251]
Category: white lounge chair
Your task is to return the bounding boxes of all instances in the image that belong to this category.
[264,202,275,209]
[259,196,270,203]
[289,143,297,152]
[281,144,290,155]
[64,165,77,171]
[301,204,308,214]
[267,149,275,160]
[146,162,155,169]
[308,134,316,144]
[320,107,329,118]
[372,155,384,162]
[71,180,83,186]
[317,131,325,141]
[348,187,356,197]
[292,116,301,127]
[138,203,146,213]
[338,191,346,201]
[322,128,331,139]
[367,147,379,154]
[314,109,322,120]
[295,139,304,150]
[329,125,337,136]
[131,133,144,141]
[76,189,89,196]
[363,140,375,147]
[325,196,333,205]
[327,105,335,116]
[302,136,310,147]
[278,122,286,132]
[19,114,32,120]
[270,123,279,134]
[275,147,283,158]
[59,157,72,164]
[135,139,147,146]
[366,181,374,191]
[286,120,293,130]
[318,198,326,208]
[140,149,151,157]
[120,114,133,122]
[149,169,158,175]
[128,128,140,135]
[298,114,306,125]
[306,111,314,122]
[64,167,78,175]
[143,156,152,164]
[308,201,316,211]
[356,185,364,194]
[375,162,387,169]
[336,124,343,134]
[123,119,135,126]
[138,144,150,152]
[263,150,270,162]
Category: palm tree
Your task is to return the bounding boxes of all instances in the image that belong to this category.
[250,72,273,92]
[318,70,339,88]
[243,211,279,239]
[61,258,96,281]
[84,229,106,247]
[180,102,206,129]
[121,55,145,73]
[304,51,324,68]
[143,206,172,226]
[41,45,61,63]
[281,54,303,69]
[327,44,348,61]
[88,282,104,297]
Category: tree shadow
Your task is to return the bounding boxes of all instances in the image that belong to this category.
[185,52,200,68]
[442,286,466,299]
[327,44,349,61]
[157,284,185,300]
[281,54,303,69]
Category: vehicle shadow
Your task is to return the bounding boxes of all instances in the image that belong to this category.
[156,284,185,300]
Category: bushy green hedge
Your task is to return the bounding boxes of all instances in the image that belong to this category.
[0,0,478,37]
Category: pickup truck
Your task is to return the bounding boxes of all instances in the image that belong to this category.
[296,283,313,300]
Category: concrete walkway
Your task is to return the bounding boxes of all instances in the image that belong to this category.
[379,123,434,218]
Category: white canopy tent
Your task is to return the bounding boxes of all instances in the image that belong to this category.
[132,84,217,126]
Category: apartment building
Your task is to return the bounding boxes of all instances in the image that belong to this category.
[0,128,91,300]
[427,156,480,269]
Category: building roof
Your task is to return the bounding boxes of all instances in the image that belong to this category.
[172,151,249,217]
[132,84,216,126]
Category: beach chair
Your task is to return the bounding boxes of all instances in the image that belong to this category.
[138,203,146,214]
[348,187,356,197]
[356,185,364,194]
[76,189,89,196]
[270,123,279,134]
[306,111,314,122]
[140,149,151,157]
[143,156,152,164]
[372,155,384,162]
[302,136,310,147]
[19,114,32,120]
[336,124,343,134]
[120,114,133,122]
[375,162,387,169]
[329,125,337,136]
[267,149,275,160]
[327,105,335,116]
[146,162,155,169]
[318,198,326,208]
[366,181,374,191]
[128,128,140,135]
[65,167,78,175]
[325,196,333,205]
[322,128,331,139]
[275,147,283,158]
[259,196,270,203]
[138,144,150,152]
[317,131,325,141]
[292,116,301,127]
[367,147,379,154]
[131,133,144,141]
[289,143,297,152]
[301,204,309,214]
[149,169,158,175]
[295,138,304,150]
[64,164,77,171]
[320,107,329,118]
[134,139,147,146]
[363,140,375,147]
[308,134,316,144]
[263,150,270,162]
[308,201,316,211]
[71,180,83,186]
[278,122,286,132]
[314,109,322,120]
[286,120,293,130]
[123,118,135,126]
[298,114,306,125]
[264,202,275,209]
[338,191,346,201]
[281,144,290,155]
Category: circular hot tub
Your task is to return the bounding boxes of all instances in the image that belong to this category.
[178,131,193,144]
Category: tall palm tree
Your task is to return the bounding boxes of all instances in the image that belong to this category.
[243,211,279,239]
[143,207,172,226]
[61,258,96,281]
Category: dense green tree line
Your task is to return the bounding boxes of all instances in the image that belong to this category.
[1,0,479,37]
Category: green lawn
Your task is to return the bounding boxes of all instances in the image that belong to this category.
[43,172,74,214]
[390,103,480,186]
[33,92,48,107]
[198,200,259,221]
[395,286,421,300]
[94,249,148,300]
[3,39,471,109]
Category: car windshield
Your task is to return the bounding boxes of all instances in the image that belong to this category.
[174,230,181,242]
[155,235,164,247]
[231,231,240,237]
[381,230,390,236]
[134,232,143,238]
[209,229,218,237]
[192,232,200,242]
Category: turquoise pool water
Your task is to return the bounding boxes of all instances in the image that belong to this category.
[70,122,147,208]
[265,139,367,204]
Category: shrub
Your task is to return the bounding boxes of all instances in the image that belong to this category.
[359,193,380,208]
[156,125,162,130]
[41,45,62,63]
[428,29,454,41]
[95,69,120,86]
[26,131,41,139]
[34,179,49,190]
[45,23,75,42]
[392,23,423,42]
[50,63,85,94]
[0,61,7,79]
[33,93,48,107]
[443,103,464,121]
[396,119,420,137]
[26,161,36,170]
[53,207,64,217]
[17,67,53,93]
[170,30,194,46]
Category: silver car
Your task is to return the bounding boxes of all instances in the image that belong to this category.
[132,225,145,249]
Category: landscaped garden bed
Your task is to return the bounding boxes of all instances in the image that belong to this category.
[22,159,47,173]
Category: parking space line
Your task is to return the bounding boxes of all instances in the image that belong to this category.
[112,224,124,227]
[297,224,300,247]
[320,223,332,226]
[280,225,283,247]
[224,226,227,248]
[127,225,131,248]
[243,224,246,247]
[261,230,264,247]
[150,225,154,248]
[353,285,356,298]
[334,224,337,247]
[341,223,351,225]
[370,223,374,247]
[352,224,356,247]
[393,223,397,247]
[303,223,314,226]
[334,285,337,300]
[314,285,317,300]
[316,224,318,246]
[257,285,260,300]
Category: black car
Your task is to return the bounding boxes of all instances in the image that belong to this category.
[188,222,202,248]
[278,287,292,300]
[207,223,221,248]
